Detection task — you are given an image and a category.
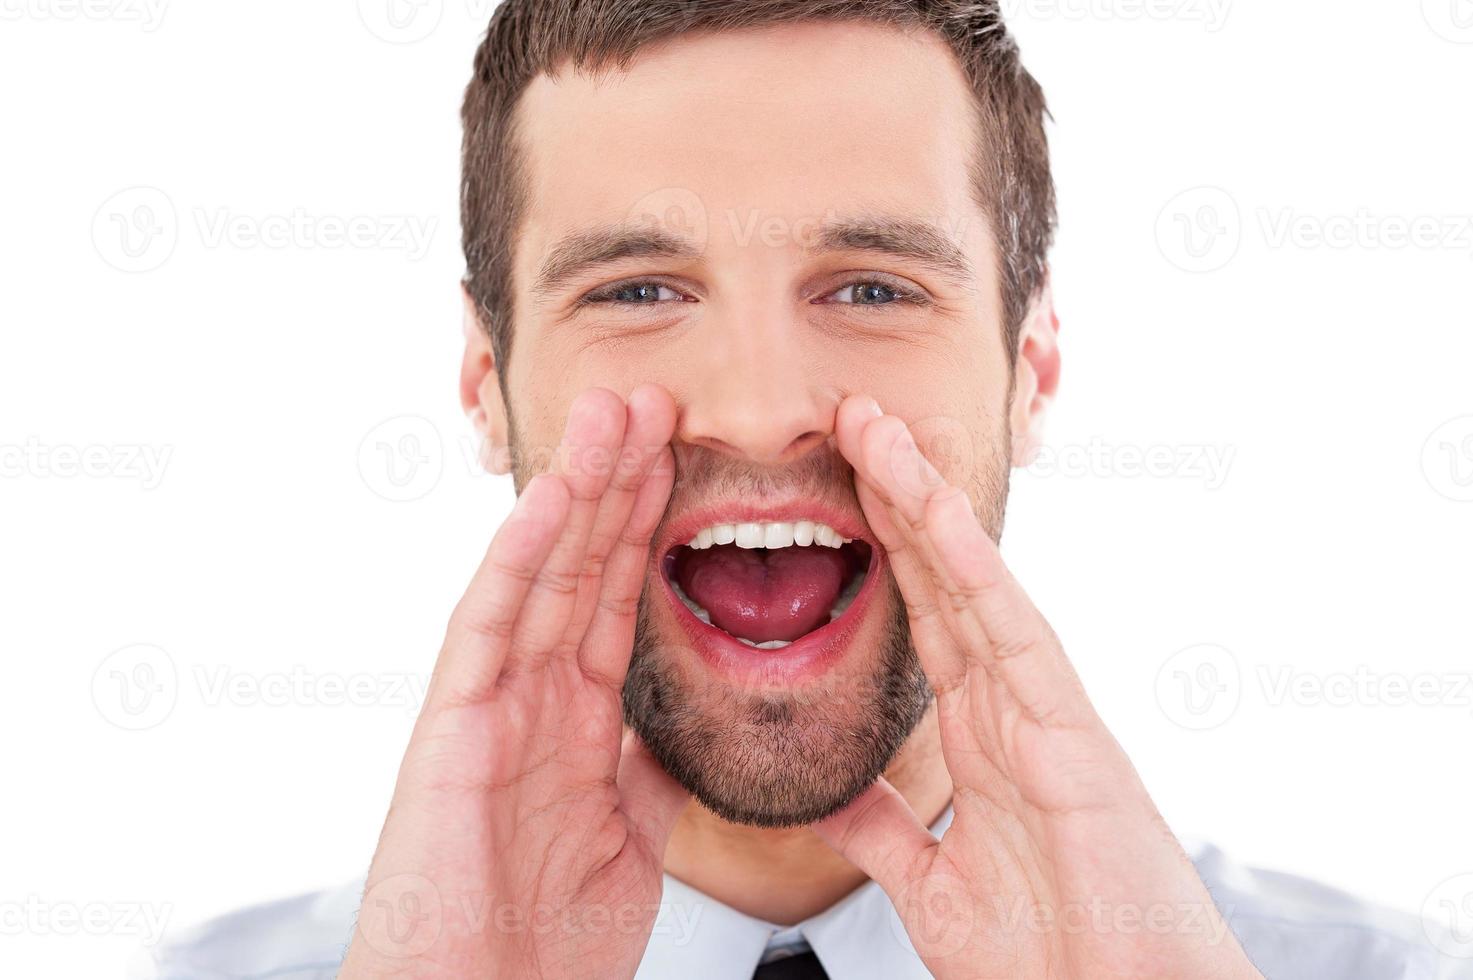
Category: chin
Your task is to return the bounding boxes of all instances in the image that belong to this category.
[623,537,932,827]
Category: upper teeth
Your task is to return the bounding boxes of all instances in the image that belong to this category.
[686,521,851,550]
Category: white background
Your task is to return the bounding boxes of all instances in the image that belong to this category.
[2,1,1471,976]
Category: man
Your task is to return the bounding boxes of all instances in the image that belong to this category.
[140,1,1465,977]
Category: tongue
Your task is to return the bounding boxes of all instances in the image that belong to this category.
[677,543,848,643]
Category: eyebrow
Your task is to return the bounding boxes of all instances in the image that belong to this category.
[806,215,974,288]
[532,226,701,300]
[530,213,974,300]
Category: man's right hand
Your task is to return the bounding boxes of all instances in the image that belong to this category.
[340,385,689,980]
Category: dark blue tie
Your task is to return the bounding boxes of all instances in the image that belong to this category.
[751,950,830,979]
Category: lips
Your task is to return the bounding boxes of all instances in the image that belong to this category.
[659,514,876,660]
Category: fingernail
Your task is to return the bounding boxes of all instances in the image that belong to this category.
[866,397,883,418]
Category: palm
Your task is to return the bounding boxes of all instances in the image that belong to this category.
[342,387,687,980]
[817,395,1259,980]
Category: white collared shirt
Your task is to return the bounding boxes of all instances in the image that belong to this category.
[134,808,1473,979]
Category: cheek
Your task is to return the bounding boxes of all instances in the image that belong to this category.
[862,357,1013,491]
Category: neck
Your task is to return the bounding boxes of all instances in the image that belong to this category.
[661,705,950,926]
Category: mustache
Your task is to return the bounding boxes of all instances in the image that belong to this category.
[661,440,861,515]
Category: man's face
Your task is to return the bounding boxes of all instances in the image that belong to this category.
[498,20,1021,826]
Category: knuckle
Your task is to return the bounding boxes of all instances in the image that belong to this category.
[534,566,580,596]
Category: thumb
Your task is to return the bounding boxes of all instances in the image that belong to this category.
[813,777,938,897]
[616,731,690,854]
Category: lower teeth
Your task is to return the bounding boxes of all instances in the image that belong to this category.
[669,567,869,647]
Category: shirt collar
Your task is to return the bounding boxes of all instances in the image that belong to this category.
[635,805,955,980]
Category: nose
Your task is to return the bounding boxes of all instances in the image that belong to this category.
[676,304,836,466]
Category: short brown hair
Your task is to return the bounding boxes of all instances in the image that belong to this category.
[461,0,1055,382]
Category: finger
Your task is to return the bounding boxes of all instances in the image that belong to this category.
[834,393,881,475]
[841,402,964,612]
[854,478,967,687]
[580,443,675,685]
[813,777,937,899]
[838,396,967,680]
[565,384,677,668]
[616,730,690,855]
[508,388,628,670]
[923,489,1093,728]
[434,473,572,706]
[840,399,1091,727]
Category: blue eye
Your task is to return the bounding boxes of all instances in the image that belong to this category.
[583,281,683,305]
[824,280,924,306]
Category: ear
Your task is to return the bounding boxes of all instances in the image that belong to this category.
[459,285,513,475]
[1008,276,1061,467]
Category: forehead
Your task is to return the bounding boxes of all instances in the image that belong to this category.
[513,19,987,267]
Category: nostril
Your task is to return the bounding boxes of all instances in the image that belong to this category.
[782,429,831,464]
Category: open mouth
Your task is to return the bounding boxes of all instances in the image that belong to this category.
[661,519,876,653]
